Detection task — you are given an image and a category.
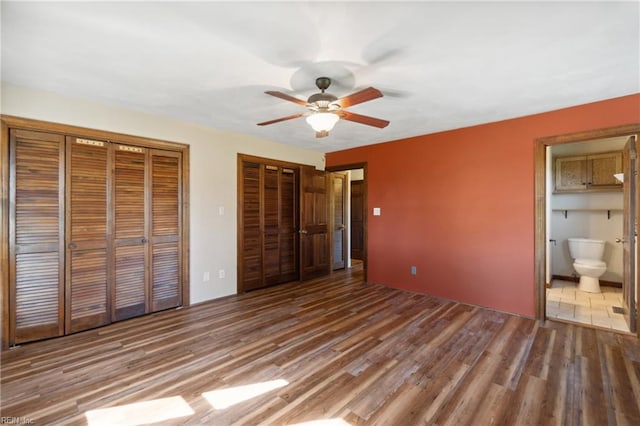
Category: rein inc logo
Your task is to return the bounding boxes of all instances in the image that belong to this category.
[0,418,34,425]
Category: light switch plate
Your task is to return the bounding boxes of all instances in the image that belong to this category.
[373,207,381,216]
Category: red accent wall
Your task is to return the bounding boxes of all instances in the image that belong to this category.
[326,94,640,317]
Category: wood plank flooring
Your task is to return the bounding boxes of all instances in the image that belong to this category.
[1,265,639,425]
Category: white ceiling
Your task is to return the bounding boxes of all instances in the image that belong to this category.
[2,1,638,153]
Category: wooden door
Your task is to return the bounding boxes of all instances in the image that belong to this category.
[263,165,300,285]
[240,161,263,291]
[263,165,281,286]
[331,172,347,270]
[350,180,365,260]
[66,137,110,333]
[150,150,182,312]
[9,129,65,344]
[279,167,299,283]
[239,160,300,291]
[113,145,148,321]
[300,167,330,280]
[623,135,637,333]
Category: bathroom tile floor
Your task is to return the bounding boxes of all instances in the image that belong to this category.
[546,279,630,333]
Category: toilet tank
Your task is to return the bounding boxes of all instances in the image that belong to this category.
[568,238,605,260]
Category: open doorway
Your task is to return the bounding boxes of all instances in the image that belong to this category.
[327,163,368,281]
[546,137,628,331]
[535,125,640,336]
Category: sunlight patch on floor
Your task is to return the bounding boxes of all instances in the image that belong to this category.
[85,395,194,426]
[288,419,351,426]
[202,379,289,409]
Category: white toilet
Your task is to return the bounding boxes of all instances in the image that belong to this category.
[567,238,607,293]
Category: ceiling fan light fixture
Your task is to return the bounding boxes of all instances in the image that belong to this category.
[306,112,339,132]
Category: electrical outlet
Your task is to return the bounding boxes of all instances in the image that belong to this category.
[203,271,210,282]
[218,269,225,279]
[410,266,417,275]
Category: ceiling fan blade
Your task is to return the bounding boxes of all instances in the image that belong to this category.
[265,91,308,106]
[341,111,389,128]
[337,87,383,108]
[257,113,305,126]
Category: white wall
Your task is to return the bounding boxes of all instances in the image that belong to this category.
[350,168,364,181]
[1,84,325,304]
[550,192,624,283]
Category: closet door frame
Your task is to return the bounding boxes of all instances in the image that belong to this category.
[1,115,190,349]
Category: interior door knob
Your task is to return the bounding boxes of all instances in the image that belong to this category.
[299,229,308,234]
[615,238,626,243]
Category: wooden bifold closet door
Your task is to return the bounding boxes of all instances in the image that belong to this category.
[66,137,110,333]
[113,144,147,321]
[240,161,262,291]
[149,150,182,312]
[6,124,185,347]
[264,165,299,286]
[113,147,183,317]
[239,158,300,291]
[9,129,65,344]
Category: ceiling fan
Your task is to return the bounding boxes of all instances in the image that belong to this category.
[257,77,390,138]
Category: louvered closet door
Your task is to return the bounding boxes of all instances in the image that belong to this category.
[66,137,110,333]
[263,165,281,286]
[240,161,262,291]
[150,150,182,312]
[113,145,148,320]
[279,168,299,283]
[9,129,65,344]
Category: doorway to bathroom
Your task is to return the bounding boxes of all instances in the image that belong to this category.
[535,124,640,336]
[326,163,368,280]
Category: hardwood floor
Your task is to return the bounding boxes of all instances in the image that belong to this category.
[1,265,639,425]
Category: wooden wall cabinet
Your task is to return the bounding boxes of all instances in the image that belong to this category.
[3,117,188,348]
[554,151,623,193]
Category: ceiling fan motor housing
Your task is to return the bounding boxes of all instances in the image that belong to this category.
[308,76,338,109]
[307,92,338,109]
